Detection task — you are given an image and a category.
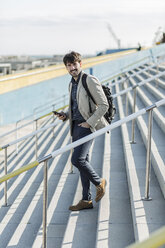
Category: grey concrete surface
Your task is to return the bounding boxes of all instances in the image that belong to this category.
[0,63,165,248]
[116,71,165,243]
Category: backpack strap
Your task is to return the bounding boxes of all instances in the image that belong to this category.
[82,73,96,113]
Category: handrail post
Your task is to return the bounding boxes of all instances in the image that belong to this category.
[142,108,154,201]
[125,78,129,116]
[130,86,137,144]
[121,76,125,104]
[156,63,159,88]
[33,111,36,130]
[35,120,38,159]
[43,160,48,248]
[4,147,8,206]
[52,104,56,137]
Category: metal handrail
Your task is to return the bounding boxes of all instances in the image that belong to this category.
[0,119,61,150]
[1,69,165,203]
[33,94,69,119]
[1,100,164,179]
[0,105,68,139]
[104,51,165,84]
[127,226,165,248]
[0,118,62,206]
[0,119,34,138]
[108,63,158,87]
[18,94,69,125]
[112,70,165,99]
[0,98,165,248]
[0,50,164,247]
[112,69,165,144]
[101,56,150,84]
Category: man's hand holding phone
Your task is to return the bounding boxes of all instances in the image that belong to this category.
[53,111,66,121]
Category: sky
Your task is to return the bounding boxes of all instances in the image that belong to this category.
[0,0,165,56]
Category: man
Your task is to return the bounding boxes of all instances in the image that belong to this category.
[56,51,108,211]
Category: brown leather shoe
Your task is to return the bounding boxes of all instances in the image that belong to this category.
[95,178,107,202]
[69,200,93,211]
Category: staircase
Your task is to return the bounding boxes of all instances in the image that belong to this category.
[0,63,165,248]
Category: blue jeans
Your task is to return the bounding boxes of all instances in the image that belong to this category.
[71,121,101,201]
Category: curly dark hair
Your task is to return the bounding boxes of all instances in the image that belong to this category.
[63,51,81,66]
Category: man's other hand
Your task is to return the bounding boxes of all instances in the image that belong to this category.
[78,122,90,128]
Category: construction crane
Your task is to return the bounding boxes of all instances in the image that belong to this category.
[153,26,163,45]
[107,23,121,49]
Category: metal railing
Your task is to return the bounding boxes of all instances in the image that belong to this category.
[0,104,68,157]
[1,68,165,206]
[0,118,63,206]
[107,60,165,88]
[104,51,165,85]
[112,70,165,144]
[33,94,69,120]
[0,98,165,247]
[100,56,151,84]
[0,66,162,152]
[0,51,164,247]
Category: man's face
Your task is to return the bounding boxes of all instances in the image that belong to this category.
[65,61,82,79]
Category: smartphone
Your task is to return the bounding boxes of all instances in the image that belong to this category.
[53,111,63,116]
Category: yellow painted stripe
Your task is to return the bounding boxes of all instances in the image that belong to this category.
[0,67,68,95]
[127,226,165,248]
[0,50,136,95]
[0,160,39,183]
[0,147,3,151]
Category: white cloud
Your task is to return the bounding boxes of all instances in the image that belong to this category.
[0,0,165,55]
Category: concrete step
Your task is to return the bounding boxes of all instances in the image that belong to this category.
[7,126,71,248]
[0,121,69,247]
[115,82,165,242]
[61,95,134,248]
[147,65,165,81]
[121,76,165,198]
[133,70,165,100]
[0,115,54,173]
[0,118,63,205]
[125,72,165,134]
[96,111,134,248]
[32,154,79,248]
[0,64,164,248]
[61,134,106,248]
[134,64,165,90]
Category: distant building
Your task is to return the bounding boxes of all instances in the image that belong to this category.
[0,63,11,75]
[0,55,62,75]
